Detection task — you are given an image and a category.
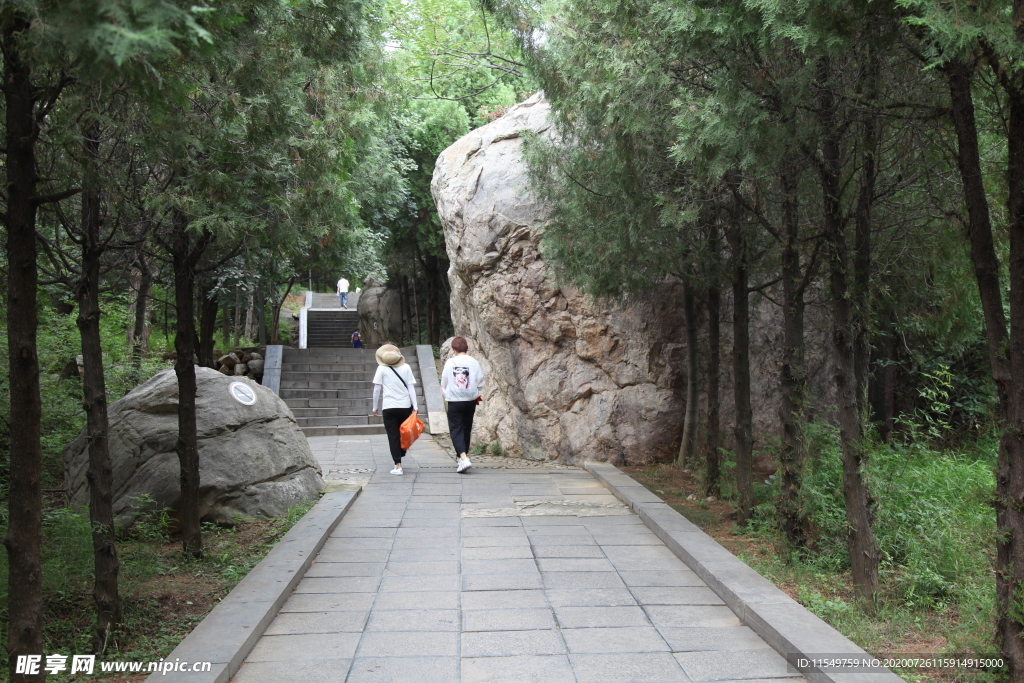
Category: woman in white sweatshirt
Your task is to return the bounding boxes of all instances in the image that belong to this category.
[440,337,485,473]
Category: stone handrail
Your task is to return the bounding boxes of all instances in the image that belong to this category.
[262,345,282,394]
[415,344,448,435]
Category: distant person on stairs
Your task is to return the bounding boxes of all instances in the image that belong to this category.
[440,336,484,473]
[336,276,350,308]
[372,343,417,475]
[352,330,362,348]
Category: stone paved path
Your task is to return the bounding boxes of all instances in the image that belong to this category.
[232,435,805,683]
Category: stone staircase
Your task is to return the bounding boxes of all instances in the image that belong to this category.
[280,347,426,437]
[306,309,360,348]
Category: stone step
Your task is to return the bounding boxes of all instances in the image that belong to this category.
[301,424,386,437]
[281,380,373,390]
[281,390,425,401]
[294,415,382,427]
[282,363,398,372]
[290,408,375,418]
[280,371,377,381]
[284,348,378,357]
[281,374,423,386]
[280,389,375,400]
[307,398,372,409]
[285,398,375,409]
[308,340,361,348]
[283,350,416,359]
[282,363,376,370]
[308,309,360,316]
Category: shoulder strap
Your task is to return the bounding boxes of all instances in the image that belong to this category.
[385,366,405,387]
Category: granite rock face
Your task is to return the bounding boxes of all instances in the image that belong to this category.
[64,367,323,526]
[431,93,836,466]
[431,94,690,464]
[357,276,403,347]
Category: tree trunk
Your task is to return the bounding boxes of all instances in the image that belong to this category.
[677,279,700,467]
[399,275,409,345]
[270,277,296,345]
[197,284,218,368]
[853,49,879,417]
[126,263,142,347]
[778,166,809,550]
[221,299,230,348]
[869,310,896,442]
[949,57,1024,676]
[232,287,241,348]
[727,209,754,523]
[423,253,442,346]
[1003,59,1024,682]
[819,57,879,604]
[172,210,207,559]
[257,286,266,346]
[704,282,722,497]
[128,251,152,386]
[244,294,256,341]
[75,124,122,650]
[3,15,45,681]
[412,274,421,344]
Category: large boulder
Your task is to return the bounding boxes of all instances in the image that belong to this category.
[431,93,835,466]
[432,94,690,465]
[357,276,403,347]
[64,367,323,526]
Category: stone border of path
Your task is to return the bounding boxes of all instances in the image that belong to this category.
[143,490,359,683]
[415,343,448,435]
[585,461,903,683]
[262,345,282,395]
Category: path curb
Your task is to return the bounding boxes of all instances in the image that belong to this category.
[584,461,904,683]
[143,490,359,683]
[262,345,282,395]
[415,344,448,435]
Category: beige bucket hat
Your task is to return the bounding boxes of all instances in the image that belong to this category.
[375,344,406,367]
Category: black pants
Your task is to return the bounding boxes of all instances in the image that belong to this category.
[382,406,414,464]
[448,400,477,456]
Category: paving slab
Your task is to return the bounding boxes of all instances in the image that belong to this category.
[561,626,671,653]
[229,435,818,683]
[571,652,689,682]
[462,607,556,631]
[347,656,458,683]
[674,649,798,681]
[461,629,567,657]
[263,611,368,634]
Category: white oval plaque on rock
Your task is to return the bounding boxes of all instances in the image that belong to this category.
[229,381,257,406]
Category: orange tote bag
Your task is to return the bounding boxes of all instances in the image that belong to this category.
[400,410,425,450]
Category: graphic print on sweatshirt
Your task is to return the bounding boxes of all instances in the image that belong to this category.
[453,366,471,390]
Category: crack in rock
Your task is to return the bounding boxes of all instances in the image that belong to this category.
[462,499,631,518]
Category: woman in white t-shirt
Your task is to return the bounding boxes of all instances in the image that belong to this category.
[371,343,417,474]
[440,337,485,473]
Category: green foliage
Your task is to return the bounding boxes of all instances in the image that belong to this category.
[753,419,997,607]
[122,495,174,544]
[0,498,319,660]
[0,293,173,499]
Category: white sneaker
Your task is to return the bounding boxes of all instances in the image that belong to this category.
[390,467,403,475]
[456,458,471,473]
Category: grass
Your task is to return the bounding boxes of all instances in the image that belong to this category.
[0,499,316,682]
[624,424,1002,683]
[470,441,507,456]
